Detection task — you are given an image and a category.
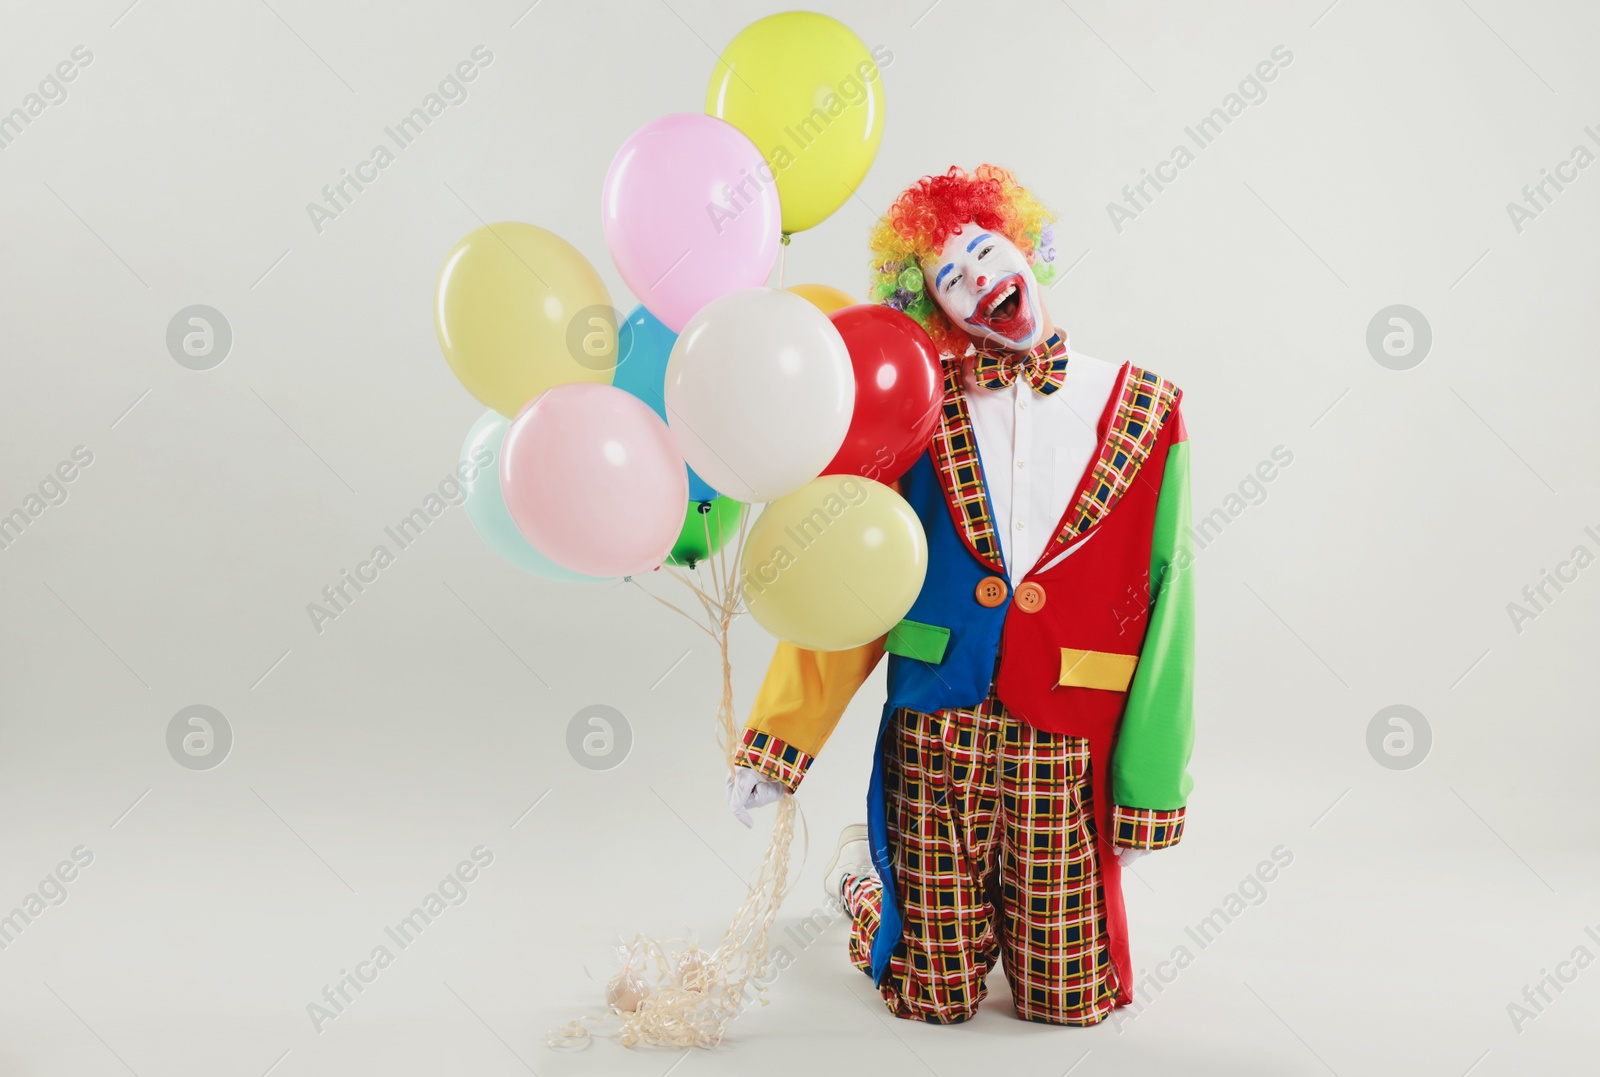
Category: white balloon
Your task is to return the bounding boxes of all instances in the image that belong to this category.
[664,288,855,503]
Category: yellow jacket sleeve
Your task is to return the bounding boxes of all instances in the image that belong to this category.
[733,637,885,792]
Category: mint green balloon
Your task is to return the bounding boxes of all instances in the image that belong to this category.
[461,411,605,583]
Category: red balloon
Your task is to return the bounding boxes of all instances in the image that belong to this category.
[822,305,943,484]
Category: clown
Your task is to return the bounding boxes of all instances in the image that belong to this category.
[728,165,1194,1025]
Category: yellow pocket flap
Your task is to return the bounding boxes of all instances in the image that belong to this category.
[1059,648,1139,691]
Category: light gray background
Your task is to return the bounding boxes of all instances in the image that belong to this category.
[1,0,1596,1074]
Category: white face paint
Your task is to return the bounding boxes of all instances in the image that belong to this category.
[921,223,1045,352]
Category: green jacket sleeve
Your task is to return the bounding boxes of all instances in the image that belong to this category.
[1110,425,1195,850]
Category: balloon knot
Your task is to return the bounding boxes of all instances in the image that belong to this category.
[780,233,792,246]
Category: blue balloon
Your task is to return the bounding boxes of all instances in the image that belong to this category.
[613,305,719,502]
[460,411,606,583]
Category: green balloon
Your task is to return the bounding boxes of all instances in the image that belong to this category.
[667,496,745,567]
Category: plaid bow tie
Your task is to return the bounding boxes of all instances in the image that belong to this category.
[972,332,1069,395]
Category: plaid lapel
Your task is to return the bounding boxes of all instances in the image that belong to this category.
[1042,364,1181,556]
[928,360,1006,576]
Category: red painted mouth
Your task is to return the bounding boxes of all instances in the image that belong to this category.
[963,272,1034,342]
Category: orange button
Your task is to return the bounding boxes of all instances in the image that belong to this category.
[1014,582,1047,613]
[974,575,1009,608]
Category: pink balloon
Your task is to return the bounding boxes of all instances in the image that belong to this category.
[602,113,781,332]
[501,383,689,577]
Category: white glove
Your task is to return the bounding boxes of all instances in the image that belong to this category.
[726,765,788,828]
[1116,847,1149,869]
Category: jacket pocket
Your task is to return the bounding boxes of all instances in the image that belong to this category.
[885,618,951,663]
[1058,648,1139,691]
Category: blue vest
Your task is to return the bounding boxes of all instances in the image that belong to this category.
[866,448,1006,984]
[882,449,1008,712]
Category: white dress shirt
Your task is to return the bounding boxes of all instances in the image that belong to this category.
[961,346,1123,585]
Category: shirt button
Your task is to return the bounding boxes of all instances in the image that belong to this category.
[1016,460,1027,469]
[1015,520,1025,530]
[1019,400,1028,410]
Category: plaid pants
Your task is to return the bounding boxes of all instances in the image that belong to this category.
[844,690,1118,1025]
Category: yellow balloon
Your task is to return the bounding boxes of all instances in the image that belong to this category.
[707,13,885,234]
[787,283,857,314]
[434,222,615,417]
[741,475,927,652]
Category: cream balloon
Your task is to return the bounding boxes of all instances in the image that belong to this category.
[664,288,854,503]
[434,222,614,417]
[740,475,927,651]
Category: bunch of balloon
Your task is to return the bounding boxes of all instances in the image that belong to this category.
[426,11,930,1054]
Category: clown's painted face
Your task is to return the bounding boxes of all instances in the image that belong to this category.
[921,223,1045,352]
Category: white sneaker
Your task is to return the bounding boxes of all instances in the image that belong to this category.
[821,823,875,902]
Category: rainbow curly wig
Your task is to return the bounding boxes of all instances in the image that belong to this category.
[869,164,1058,357]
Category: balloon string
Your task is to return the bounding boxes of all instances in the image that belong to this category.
[629,579,716,640]
[664,562,719,621]
[548,797,801,1050]
[547,512,804,1052]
